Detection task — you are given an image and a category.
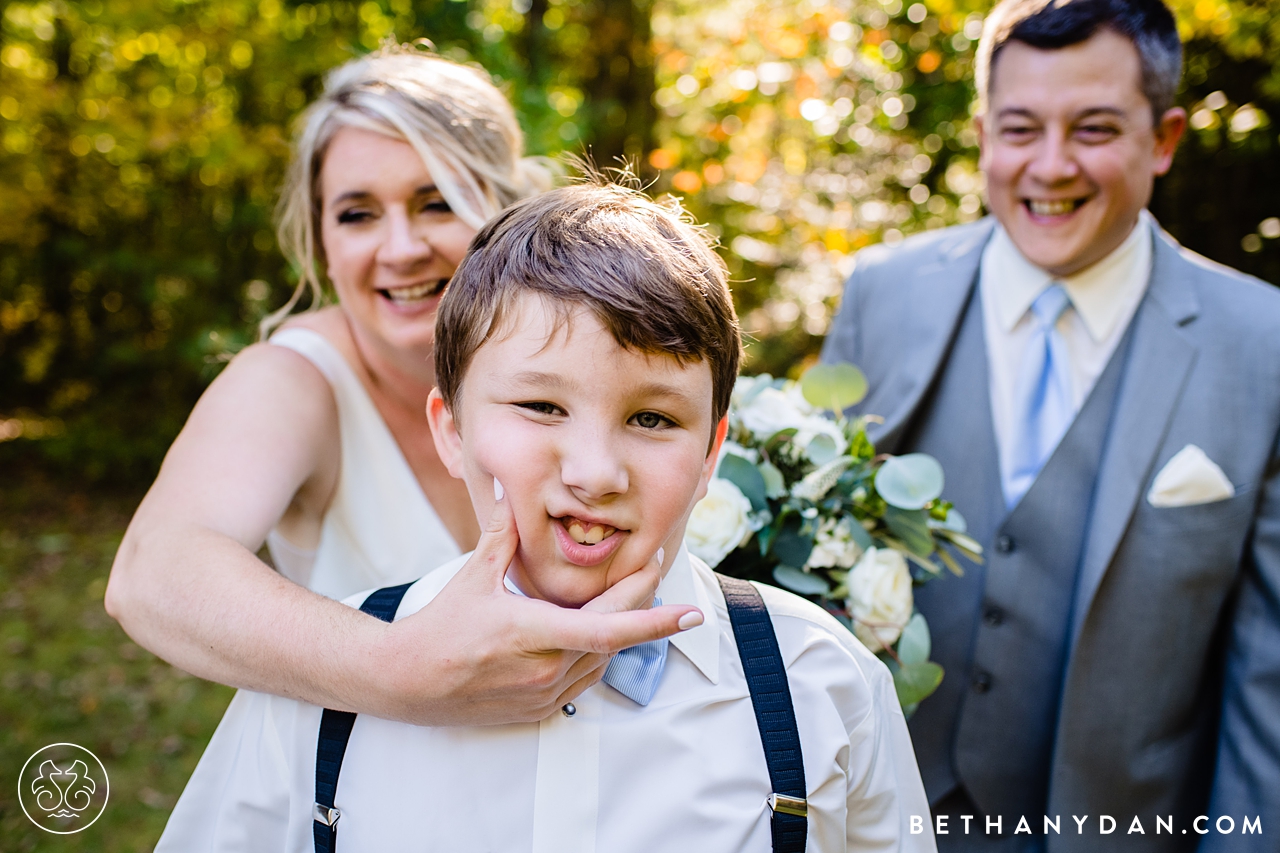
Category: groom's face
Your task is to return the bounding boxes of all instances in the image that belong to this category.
[977,28,1186,277]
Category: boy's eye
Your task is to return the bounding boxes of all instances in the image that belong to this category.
[632,411,673,429]
[517,401,564,417]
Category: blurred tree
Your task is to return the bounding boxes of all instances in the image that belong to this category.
[0,0,659,483]
[2,0,1276,484]
[644,0,1279,377]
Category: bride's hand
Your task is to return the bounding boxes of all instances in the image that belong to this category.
[374,481,702,726]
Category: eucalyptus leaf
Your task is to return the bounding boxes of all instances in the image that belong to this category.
[885,506,935,557]
[893,662,944,707]
[848,520,874,551]
[897,613,931,665]
[805,432,840,466]
[771,516,815,569]
[717,453,768,512]
[875,453,945,510]
[800,363,868,412]
[759,460,787,498]
[772,565,831,595]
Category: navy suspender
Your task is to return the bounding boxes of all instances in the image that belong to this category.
[313,577,807,853]
[716,574,809,853]
[312,581,413,853]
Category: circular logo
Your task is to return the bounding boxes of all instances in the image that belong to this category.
[18,743,109,834]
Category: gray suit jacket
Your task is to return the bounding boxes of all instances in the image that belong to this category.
[821,219,1280,851]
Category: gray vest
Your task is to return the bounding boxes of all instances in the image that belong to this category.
[902,284,1133,820]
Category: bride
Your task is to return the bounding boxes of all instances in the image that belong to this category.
[105,44,701,725]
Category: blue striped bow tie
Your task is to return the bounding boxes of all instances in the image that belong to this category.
[602,596,670,706]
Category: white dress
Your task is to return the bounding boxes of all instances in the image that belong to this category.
[263,328,461,600]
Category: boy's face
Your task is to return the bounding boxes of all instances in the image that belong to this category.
[429,295,726,608]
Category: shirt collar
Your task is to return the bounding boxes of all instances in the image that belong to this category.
[984,210,1153,343]
[657,543,721,686]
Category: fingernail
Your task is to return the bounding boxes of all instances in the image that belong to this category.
[677,610,704,631]
[655,547,665,567]
[493,479,504,501]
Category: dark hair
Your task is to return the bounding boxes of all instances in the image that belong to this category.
[975,0,1183,121]
[434,181,741,436]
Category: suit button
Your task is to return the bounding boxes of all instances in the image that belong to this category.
[995,535,1015,554]
[972,671,993,693]
[983,606,1004,627]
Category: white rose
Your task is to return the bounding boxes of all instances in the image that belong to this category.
[805,517,864,570]
[737,385,812,439]
[686,477,755,568]
[846,547,914,651]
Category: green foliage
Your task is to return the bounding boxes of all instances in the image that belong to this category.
[799,360,867,410]
[875,452,944,510]
[2,0,1277,483]
[0,485,235,850]
[0,0,645,483]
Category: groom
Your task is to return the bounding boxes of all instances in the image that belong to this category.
[823,0,1280,849]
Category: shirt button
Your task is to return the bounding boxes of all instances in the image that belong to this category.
[971,671,993,694]
[983,606,1005,627]
[995,535,1015,554]
[561,703,576,717]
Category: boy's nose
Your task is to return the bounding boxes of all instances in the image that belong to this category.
[559,429,629,500]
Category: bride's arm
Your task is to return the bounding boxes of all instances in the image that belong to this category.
[105,345,700,724]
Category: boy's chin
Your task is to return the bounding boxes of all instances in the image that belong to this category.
[508,563,606,609]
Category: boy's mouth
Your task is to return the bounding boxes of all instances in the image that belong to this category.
[559,515,620,546]
[378,278,448,304]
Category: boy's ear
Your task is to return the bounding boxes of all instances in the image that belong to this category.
[426,388,465,480]
[694,416,730,503]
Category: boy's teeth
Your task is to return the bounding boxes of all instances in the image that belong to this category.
[1028,199,1077,216]
[566,520,614,545]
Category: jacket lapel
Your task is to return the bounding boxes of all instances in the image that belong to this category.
[1068,229,1201,646]
[869,221,993,450]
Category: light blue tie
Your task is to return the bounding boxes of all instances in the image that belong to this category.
[602,596,669,706]
[1005,284,1073,508]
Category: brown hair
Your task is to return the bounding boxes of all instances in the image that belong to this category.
[434,181,740,435]
[975,0,1182,122]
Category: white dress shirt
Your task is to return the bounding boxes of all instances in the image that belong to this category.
[156,545,935,852]
[981,212,1154,493]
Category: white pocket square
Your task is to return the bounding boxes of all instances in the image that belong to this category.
[1147,444,1235,508]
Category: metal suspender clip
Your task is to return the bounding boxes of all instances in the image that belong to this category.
[314,803,342,827]
[768,793,809,817]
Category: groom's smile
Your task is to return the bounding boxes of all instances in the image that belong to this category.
[977,28,1185,278]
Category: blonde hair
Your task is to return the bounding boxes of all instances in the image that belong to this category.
[263,43,553,338]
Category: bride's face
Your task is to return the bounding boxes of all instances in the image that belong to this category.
[318,126,477,364]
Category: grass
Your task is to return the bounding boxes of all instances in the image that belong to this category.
[1,478,234,851]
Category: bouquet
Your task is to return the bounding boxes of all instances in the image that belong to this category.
[687,363,983,712]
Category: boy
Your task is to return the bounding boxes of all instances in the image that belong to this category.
[158,183,934,852]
